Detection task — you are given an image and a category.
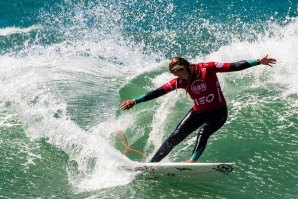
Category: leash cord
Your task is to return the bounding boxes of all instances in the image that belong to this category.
[115,131,148,160]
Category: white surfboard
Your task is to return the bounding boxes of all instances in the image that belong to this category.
[130,162,235,180]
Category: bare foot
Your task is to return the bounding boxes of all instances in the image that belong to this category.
[185,159,196,163]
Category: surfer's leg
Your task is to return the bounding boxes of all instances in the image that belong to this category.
[150,108,204,162]
[191,107,228,161]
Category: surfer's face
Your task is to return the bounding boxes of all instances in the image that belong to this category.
[171,67,190,80]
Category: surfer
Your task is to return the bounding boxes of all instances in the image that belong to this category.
[120,55,276,163]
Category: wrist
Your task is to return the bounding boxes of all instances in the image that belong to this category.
[247,59,260,66]
[134,95,145,104]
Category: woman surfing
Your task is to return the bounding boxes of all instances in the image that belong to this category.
[120,55,276,163]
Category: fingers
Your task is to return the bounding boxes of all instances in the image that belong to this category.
[260,55,277,66]
[120,101,129,110]
[120,100,135,110]
[120,102,127,110]
[267,58,277,67]
[269,58,277,63]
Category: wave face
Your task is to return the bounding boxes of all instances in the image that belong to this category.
[0,0,297,198]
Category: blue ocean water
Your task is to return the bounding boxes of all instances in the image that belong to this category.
[0,0,297,198]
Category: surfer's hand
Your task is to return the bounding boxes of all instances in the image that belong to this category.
[120,100,136,110]
[259,54,277,67]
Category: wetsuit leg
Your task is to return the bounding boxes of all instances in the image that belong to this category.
[150,108,204,162]
[191,107,228,161]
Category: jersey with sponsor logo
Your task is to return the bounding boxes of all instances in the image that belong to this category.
[162,62,231,112]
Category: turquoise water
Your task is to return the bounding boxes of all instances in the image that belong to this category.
[0,0,297,198]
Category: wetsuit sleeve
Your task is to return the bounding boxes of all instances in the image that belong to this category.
[229,59,260,71]
[134,87,166,104]
[134,78,181,104]
[212,59,260,72]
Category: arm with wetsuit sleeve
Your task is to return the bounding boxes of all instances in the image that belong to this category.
[134,78,181,104]
[215,54,277,72]
[229,59,260,71]
[120,87,167,110]
[134,87,167,104]
[120,78,180,110]
[213,59,261,72]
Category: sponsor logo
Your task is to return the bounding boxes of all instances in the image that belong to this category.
[194,93,215,106]
[191,80,207,94]
[212,164,233,175]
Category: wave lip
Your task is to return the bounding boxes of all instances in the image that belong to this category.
[0,25,41,36]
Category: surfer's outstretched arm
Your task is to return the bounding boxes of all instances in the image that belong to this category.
[229,54,276,71]
[120,87,167,110]
[214,54,277,72]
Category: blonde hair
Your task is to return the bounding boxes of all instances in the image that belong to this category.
[168,57,191,72]
[168,57,194,96]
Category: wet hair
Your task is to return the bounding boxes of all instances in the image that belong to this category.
[168,57,191,73]
[168,57,195,96]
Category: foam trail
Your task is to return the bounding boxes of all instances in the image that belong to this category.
[0,25,42,36]
[0,38,157,190]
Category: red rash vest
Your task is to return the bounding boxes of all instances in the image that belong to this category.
[161,62,231,112]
